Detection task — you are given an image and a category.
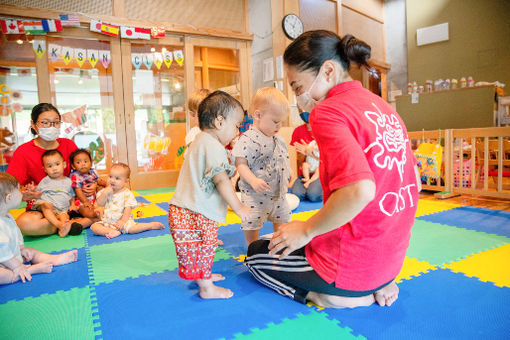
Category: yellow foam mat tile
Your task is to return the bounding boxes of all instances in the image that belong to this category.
[143,193,174,203]
[443,243,510,288]
[292,210,319,221]
[220,210,242,226]
[132,203,167,219]
[395,256,437,283]
[8,208,25,220]
[415,199,461,217]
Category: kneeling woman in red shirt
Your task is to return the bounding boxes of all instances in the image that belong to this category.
[245,30,421,308]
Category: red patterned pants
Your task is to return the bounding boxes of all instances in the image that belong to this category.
[168,205,218,280]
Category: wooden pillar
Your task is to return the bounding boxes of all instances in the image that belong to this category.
[35,36,51,103]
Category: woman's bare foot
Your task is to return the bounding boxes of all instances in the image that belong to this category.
[52,250,78,266]
[307,292,375,309]
[149,222,165,230]
[105,229,121,239]
[217,239,224,246]
[58,221,72,237]
[29,261,53,274]
[374,280,399,306]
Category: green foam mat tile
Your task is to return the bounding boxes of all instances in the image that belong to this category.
[135,186,175,195]
[23,233,86,254]
[232,310,366,339]
[89,234,233,284]
[407,220,510,265]
[0,286,97,340]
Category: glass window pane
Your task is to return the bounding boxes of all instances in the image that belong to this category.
[47,37,117,173]
[0,37,38,171]
[130,44,186,172]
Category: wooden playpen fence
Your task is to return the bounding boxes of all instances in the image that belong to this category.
[408,127,510,199]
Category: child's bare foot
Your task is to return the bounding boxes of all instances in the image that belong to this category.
[149,222,165,230]
[374,280,399,306]
[29,261,53,274]
[105,229,121,239]
[217,239,224,246]
[53,250,78,266]
[199,284,233,299]
[58,221,72,237]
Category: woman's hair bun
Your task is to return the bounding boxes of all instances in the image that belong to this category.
[338,34,371,67]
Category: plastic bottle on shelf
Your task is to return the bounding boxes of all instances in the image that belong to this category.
[426,80,433,92]
[468,76,474,87]
[460,77,467,88]
[445,79,451,90]
[412,81,418,93]
[451,78,458,89]
[407,82,413,94]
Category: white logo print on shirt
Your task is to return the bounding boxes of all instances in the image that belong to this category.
[363,103,408,182]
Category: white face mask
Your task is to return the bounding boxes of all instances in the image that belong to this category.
[296,70,322,113]
[38,126,60,141]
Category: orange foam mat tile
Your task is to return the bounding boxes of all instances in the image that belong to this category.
[443,243,510,288]
[396,256,437,283]
[415,199,461,217]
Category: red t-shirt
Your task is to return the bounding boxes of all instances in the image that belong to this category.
[305,81,419,291]
[7,138,78,186]
[290,124,314,146]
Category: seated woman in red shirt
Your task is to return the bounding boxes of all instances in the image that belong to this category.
[245,30,421,309]
[7,103,97,236]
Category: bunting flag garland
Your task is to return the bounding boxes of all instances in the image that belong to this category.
[62,46,74,65]
[134,27,151,40]
[163,51,173,68]
[64,125,75,134]
[142,53,153,69]
[23,21,46,35]
[87,50,99,67]
[1,20,24,34]
[33,40,46,58]
[48,44,62,62]
[75,48,86,67]
[173,50,184,66]
[101,22,120,37]
[120,26,135,38]
[100,50,111,68]
[153,53,163,69]
[90,19,102,33]
[59,14,80,27]
[151,26,165,38]
[42,19,63,32]
[132,53,142,69]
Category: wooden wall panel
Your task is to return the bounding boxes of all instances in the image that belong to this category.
[342,0,384,23]
[342,7,385,62]
[124,0,245,33]
[0,0,113,15]
[300,0,336,32]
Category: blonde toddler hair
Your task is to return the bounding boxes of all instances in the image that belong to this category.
[0,172,19,202]
[188,89,212,114]
[111,162,131,179]
[250,87,289,116]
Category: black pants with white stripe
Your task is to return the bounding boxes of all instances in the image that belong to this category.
[245,239,391,304]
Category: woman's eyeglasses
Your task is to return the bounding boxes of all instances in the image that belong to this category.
[36,120,62,128]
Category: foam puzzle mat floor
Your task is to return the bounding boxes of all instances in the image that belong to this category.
[1,188,509,339]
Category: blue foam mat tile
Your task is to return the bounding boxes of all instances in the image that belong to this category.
[418,206,510,238]
[94,258,309,340]
[218,221,277,257]
[155,202,169,212]
[134,196,150,204]
[0,247,88,304]
[85,215,169,247]
[319,269,510,340]
[292,200,323,213]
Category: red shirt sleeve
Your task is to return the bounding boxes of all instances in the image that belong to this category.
[6,146,29,186]
[311,106,375,195]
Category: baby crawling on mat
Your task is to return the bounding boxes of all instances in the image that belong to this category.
[0,173,77,285]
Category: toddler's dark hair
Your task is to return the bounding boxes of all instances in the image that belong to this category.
[31,103,61,135]
[70,148,92,165]
[198,91,243,130]
[0,172,19,201]
[284,30,371,74]
[42,149,64,163]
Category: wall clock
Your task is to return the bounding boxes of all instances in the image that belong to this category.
[282,14,303,40]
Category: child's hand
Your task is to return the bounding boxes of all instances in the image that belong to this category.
[234,205,251,221]
[20,247,33,262]
[303,180,311,189]
[114,220,124,231]
[104,185,114,194]
[94,207,103,219]
[84,201,93,210]
[301,176,310,182]
[12,265,32,283]
[250,178,270,194]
